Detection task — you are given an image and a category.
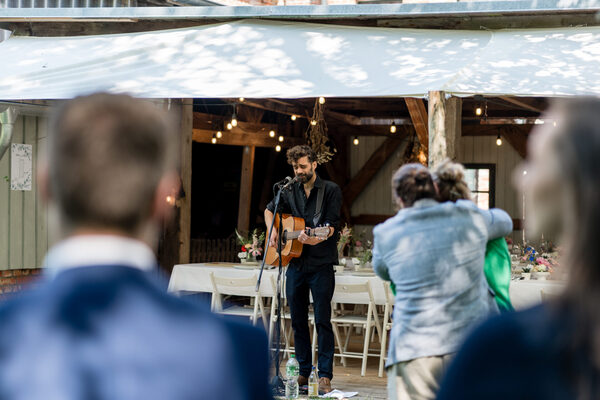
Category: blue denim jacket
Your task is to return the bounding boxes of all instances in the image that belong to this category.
[373,199,513,366]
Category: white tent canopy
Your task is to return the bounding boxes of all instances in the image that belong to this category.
[0,20,599,99]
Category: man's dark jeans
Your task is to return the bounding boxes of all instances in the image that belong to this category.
[285,264,335,379]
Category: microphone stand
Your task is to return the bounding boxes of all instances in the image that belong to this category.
[257,178,292,397]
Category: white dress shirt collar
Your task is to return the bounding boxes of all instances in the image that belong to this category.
[44,235,156,276]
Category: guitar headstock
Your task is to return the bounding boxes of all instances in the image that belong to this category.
[306,226,331,239]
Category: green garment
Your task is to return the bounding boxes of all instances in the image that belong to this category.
[389,238,514,313]
[484,238,514,312]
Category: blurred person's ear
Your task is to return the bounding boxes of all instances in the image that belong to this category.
[37,157,51,205]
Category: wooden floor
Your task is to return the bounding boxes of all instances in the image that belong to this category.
[274,358,387,399]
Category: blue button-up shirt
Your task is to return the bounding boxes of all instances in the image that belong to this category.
[373,199,513,366]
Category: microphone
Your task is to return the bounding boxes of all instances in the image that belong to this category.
[281,176,298,189]
[274,176,297,191]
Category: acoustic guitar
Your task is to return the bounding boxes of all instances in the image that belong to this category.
[264,214,331,267]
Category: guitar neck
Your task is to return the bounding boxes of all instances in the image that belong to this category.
[284,227,329,240]
[284,231,304,240]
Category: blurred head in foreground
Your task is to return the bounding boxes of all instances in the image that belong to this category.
[392,163,437,209]
[41,93,177,245]
[519,98,600,397]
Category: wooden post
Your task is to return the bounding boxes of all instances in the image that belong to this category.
[237,145,256,234]
[428,91,462,168]
[178,99,193,265]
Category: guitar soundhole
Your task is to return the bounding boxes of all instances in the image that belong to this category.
[282,230,289,245]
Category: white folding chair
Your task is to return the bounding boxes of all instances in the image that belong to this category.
[331,281,381,376]
[379,281,395,377]
[209,272,268,330]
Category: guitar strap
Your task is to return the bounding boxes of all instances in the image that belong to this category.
[313,186,325,227]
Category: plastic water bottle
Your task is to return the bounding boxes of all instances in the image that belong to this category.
[308,365,319,399]
[285,354,299,399]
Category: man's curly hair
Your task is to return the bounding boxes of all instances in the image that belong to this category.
[286,145,316,165]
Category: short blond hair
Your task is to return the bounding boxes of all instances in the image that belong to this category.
[48,93,174,233]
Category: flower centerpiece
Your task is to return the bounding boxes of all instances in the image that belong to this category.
[532,257,553,280]
[235,229,265,263]
[337,224,352,261]
[357,240,373,269]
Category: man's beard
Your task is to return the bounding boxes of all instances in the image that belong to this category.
[296,169,314,183]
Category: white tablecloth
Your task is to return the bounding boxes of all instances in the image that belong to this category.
[168,263,389,305]
[509,279,565,310]
[168,263,565,309]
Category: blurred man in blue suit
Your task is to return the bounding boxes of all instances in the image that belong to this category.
[0,93,271,400]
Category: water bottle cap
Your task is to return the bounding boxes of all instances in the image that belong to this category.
[291,354,295,358]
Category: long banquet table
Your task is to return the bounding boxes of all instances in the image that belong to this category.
[168,263,565,309]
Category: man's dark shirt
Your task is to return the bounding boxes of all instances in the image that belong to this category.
[266,175,342,271]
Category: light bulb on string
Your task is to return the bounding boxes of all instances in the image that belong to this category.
[475,106,482,116]
[216,131,222,139]
[269,130,276,138]
[496,135,502,146]
[311,120,317,126]
[211,134,217,144]
[353,137,359,146]
[227,123,233,130]
[390,123,397,134]
[231,116,238,127]
[291,115,297,121]
[318,97,326,105]
[238,97,245,102]
[278,136,284,143]
[275,145,282,152]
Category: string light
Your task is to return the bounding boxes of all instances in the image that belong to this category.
[278,136,284,143]
[496,135,502,146]
[226,122,233,130]
[269,130,276,138]
[390,123,397,134]
[318,97,326,105]
[231,116,238,127]
[216,131,222,139]
[311,120,317,126]
[475,106,482,116]
[211,134,217,144]
[275,145,282,152]
[523,170,528,175]
[353,137,359,146]
[238,97,245,102]
[291,115,297,121]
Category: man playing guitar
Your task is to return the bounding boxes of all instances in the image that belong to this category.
[264,145,342,394]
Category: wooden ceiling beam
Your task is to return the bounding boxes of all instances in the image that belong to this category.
[499,96,544,113]
[405,98,429,154]
[193,111,276,132]
[343,132,408,207]
[192,129,304,148]
[462,124,532,136]
[503,127,529,159]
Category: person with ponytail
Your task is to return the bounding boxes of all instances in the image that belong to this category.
[438,99,600,400]
[373,163,513,400]
[433,160,514,313]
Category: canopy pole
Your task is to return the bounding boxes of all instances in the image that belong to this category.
[428,91,462,168]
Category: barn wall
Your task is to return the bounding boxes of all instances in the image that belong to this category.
[458,135,525,244]
[0,115,51,270]
[347,133,526,242]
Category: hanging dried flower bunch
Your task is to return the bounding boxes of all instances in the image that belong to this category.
[305,99,336,164]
